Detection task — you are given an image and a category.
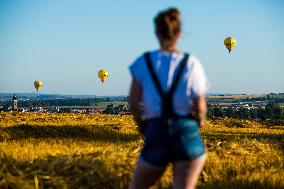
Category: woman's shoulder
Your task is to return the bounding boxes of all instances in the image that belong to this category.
[129,50,158,81]
[185,53,204,70]
[130,50,159,65]
[187,53,201,64]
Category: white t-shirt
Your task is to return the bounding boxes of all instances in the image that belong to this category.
[129,49,209,120]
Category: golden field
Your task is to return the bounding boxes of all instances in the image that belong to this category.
[0,112,283,189]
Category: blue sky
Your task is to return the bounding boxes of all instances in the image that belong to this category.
[0,0,284,95]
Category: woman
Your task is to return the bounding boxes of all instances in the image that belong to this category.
[128,8,208,189]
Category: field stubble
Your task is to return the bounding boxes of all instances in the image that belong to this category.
[0,113,283,189]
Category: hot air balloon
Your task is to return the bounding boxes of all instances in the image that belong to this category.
[34,80,43,92]
[98,70,109,83]
[224,37,236,53]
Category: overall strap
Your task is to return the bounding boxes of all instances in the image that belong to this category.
[163,53,189,117]
[144,52,189,96]
[144,52,164,96]
[168,53,189,95]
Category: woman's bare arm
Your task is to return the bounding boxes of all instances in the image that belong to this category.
[192,95,207,128]
[128,79,144,132]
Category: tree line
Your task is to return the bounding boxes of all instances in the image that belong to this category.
[207,103,284,120]
[1,98,120,108]
[207,95,284,104]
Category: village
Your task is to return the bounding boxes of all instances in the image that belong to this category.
[1,94,129,115]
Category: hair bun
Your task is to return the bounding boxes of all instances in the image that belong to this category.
[154,7,181,48]
[168,8,180,20]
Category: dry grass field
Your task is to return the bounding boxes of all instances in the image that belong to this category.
[0,112,283,189]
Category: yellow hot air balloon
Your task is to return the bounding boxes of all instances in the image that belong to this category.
[98,70,109,83]
[34,80,43,92]
[224,37,236,53]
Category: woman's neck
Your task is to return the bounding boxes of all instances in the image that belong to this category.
[161,44,179,53]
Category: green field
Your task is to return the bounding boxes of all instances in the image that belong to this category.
[0,113,283,189]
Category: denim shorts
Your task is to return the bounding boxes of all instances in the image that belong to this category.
[140,117,205,168]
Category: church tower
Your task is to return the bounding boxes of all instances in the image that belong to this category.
[13,94,18,111]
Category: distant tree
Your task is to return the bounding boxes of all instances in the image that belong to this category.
[206,104,214,118]
[238,107,250,119]
[273,105,283,119]
[118,105,128,112]
[113,106,119,114]
[257,108,266,120]
[225,106,237,118]
[2,101,10,112]
[265,103,284,119]
[212,107,224,118]
[103,104,114,114]
[60,107,72,113]
[249,109,258,119]
[265,103,274,119]
[26,100,33,108]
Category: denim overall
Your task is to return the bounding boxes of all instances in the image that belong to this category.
[140,52,205,167]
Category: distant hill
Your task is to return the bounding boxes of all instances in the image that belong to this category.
[0,93,71,100]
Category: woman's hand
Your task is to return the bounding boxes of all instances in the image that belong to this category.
[198,118,205,128]
[136,119,145,134]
